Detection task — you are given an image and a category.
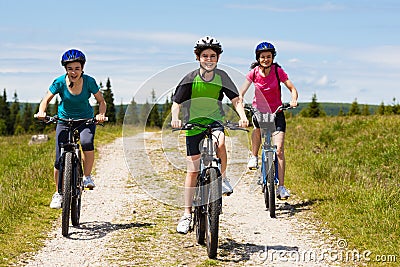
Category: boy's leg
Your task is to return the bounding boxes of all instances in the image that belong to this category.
[184,155,200,214]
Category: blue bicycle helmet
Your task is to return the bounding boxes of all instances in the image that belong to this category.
[61,49,86,67]
[255,41,276,59]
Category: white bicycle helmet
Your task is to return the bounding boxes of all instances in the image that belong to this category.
[194,36,223,55]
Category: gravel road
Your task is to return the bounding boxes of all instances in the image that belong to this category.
[19,131,339,267]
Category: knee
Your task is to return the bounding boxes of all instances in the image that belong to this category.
[276,148,285,159]
[80,139,94,151]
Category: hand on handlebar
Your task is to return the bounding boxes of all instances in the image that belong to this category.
[171,119,182,129]
[95,114,107,123]
[238,118,249,128]
[35,111,47,120]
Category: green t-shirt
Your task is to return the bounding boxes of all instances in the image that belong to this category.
[172,68,239,136]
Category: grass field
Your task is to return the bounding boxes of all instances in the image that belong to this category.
[285,115,399,264]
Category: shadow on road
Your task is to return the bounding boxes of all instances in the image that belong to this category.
[66,221,154,240]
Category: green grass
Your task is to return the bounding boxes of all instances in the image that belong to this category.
[285,115,400,263]
[0,134,59,265]
[0,123,124,266]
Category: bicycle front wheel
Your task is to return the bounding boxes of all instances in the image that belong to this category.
[71,164,83,226]
[62,152,73,236]
[205,168,221,259]
[266,154,276,218]
[194,179,205,245]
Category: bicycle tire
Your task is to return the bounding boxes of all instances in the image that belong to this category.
[262,152,269,209]
[205,168,221,259]
[194,179,206,245]
[267,154,276,218]
[71,168,82,226]
[62,152,73,236]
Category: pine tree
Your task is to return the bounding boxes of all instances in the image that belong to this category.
[125,97,140,125]
[22,103,33,133]
[377,101,385,115]
[117,100,125,125]
[0,89,11,135]
[147,89,161,127]
[161,95,173,126]
[361,104,370,116]
[102,78,116,123]
[140,100,151,126]
[10,91,20,135]
[391,97,400,115]
[348,99,361,116]
[300,93,326,118]
[338,105,346,116]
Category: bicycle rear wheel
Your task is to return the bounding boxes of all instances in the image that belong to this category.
[205,168,221,259]
[71,164,83,226]
[267,154,276,218]
[62,152,73,236]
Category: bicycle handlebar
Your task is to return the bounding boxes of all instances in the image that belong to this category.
[172,121,248,132]
[244,103,297,115]
[34,114,108,124]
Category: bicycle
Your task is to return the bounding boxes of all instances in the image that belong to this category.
[245,103,294,218]
[174,121,248,259]
[34,115,107,236]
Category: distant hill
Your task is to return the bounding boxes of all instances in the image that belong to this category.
[289,102,379,116]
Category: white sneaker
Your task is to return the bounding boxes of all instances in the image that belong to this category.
[83,175,96,189]
[176,214,192,234]
[276,185,290,200]
[222,177,233,196]
[247,156,258,169]
[50,192,62,209]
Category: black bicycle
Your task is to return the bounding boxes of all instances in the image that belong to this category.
[174,121,247,258]
[245,104,294,218]
[35,115,106,236]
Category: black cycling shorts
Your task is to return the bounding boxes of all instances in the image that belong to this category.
[252,111,286,132]
[185,121,224,156]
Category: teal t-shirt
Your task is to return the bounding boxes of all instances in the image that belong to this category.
[172,68,239,136]
[49,74,100,119]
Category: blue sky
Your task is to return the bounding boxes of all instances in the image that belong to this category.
[1,0,399,105]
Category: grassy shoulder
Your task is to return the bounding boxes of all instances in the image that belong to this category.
[285,115,399,261]
[0,123,124,266]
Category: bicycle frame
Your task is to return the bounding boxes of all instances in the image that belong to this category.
[57,120,85,198]
[246,104,293,218]
[175,121,247,258]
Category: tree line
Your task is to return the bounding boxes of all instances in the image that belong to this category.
[1,81,399,136]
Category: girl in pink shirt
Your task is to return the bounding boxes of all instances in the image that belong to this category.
[240,41,298,199]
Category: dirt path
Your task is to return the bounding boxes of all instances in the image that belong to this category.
[20,131,338,266]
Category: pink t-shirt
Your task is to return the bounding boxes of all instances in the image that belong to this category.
[246,65,288,113]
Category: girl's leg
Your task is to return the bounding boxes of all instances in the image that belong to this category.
[82,150,95,177]
[273,132,285,186]
[213,130,227,177]
[184,155,200,214]
[251,128,261,157]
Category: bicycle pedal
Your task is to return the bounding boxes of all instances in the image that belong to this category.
[84,187,94,191]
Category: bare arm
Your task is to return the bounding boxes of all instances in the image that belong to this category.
[231,96,249,127]
[170,102,181,128]
[36,90,55,119]
[239,79,252,101]
[283,79,299,107]
[94,91,107,122]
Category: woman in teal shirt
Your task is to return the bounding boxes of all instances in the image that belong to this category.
[36,49,107,209]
